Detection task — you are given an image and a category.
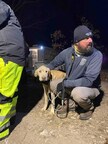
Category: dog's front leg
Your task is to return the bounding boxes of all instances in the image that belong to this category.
[50,92,55,114]
[42,93,49,111]
[41,84,49,111]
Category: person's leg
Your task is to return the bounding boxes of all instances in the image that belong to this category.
[71,87,100,120]
[0,59,23,140]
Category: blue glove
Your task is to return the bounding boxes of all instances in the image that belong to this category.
[57,82,64,93]
[56,77,67,92]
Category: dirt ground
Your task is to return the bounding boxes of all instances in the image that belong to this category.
[1,71,108,144]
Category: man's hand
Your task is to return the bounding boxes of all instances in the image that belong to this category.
[56,78,67,93]
[57,82,64,93]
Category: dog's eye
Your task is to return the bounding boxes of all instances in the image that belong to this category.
[45,71,48,73]
[39,70,41,73]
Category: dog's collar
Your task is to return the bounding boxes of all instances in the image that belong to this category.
[41,80,50,84]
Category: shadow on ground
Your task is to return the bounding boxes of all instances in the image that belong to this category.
[10,71,44,133]
[17,74,43,113]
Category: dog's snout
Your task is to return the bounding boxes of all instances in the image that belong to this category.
[42,76,47,81]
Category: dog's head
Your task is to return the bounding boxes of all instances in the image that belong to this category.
[34,65,52,81]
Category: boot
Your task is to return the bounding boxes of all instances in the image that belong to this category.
[79,109,93,120]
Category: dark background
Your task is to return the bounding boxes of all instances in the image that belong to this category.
[3,0,108,52]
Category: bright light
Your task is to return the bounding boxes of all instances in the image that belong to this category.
[40,46,44,50]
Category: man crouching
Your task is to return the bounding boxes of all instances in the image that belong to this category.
[46,25,103,120]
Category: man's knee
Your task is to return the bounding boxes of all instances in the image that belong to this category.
[71,87,99,104]
[71,87,84,103]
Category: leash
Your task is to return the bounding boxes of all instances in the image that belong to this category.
[57,83,68,118]
[61,81,65,106]
[43,79,68,118]
[47,87,68,119]
[48,91,61,106]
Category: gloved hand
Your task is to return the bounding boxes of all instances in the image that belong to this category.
[57,82,64,93]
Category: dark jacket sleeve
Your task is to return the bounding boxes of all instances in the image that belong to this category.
[47,50,66,69]
[0,1,10,25]
[64,51,103,88]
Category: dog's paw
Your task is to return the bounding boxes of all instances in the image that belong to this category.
[50,108,55,115]
[41,107,47,111]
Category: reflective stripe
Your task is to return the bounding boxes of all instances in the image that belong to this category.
[0,92,18,104]
[0,106,16,122]
[0,122,10,132]
[0,112,15,122]
[0,59,22,139]
[0,128,9,139]
[0,96,18,122]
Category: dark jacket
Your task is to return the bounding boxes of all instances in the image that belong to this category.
[0,0,26,66]
[47,46,103,88]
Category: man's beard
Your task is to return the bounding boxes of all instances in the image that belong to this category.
[79,43,94,55]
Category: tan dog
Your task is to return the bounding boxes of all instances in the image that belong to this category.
[34,65,66,114]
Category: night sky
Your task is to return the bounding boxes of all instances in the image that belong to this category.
[4,0,108,51]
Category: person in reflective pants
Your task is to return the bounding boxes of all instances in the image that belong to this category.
[0,0,27,140]
[0,58,23,140]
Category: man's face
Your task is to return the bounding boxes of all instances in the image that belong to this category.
[76,37,93,54]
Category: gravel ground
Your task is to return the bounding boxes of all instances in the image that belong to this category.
[1,71,108,144]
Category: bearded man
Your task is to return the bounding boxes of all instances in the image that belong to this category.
[46,25,103,120]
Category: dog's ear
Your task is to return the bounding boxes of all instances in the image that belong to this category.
[34,69,38,77]
[48,70,52,80]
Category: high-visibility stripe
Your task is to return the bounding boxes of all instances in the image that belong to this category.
[0,96,18,122]
[0,106,16,122]
[0,92,18,104]
[0,122,10,132]
[0,128,9,140]
[0,113,16,122]
[0,58,23,139]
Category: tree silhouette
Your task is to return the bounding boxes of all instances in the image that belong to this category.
[81,17,104,49]
[51,30,67,52]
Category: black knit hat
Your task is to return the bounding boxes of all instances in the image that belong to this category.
[74,25,93,43]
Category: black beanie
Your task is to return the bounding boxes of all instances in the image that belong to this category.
[74,25,93,43]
